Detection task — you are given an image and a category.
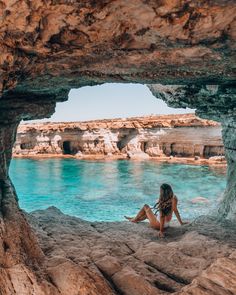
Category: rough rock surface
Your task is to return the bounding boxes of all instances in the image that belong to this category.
[0,0,236,294]
[149,85,236,219]
[22,206,235,295]
[14,114,224,162]
[1,0,236,96]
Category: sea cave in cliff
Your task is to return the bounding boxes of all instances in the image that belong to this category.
[0,1,236,294]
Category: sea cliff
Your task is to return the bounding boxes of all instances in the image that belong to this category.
[14,114,225,164]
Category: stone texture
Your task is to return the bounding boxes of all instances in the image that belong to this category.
[0,0,235,96]
[218,122,236,220]
[149,85,236,218]
[0,0,236,293]
[13,114,224,162]
[0,123,57,294]
[25,207,236,295]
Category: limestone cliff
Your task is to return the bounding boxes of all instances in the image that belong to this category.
[14,114,224,162]
[0,0,236,294]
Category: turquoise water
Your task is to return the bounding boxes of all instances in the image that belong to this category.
[9,159,226,222]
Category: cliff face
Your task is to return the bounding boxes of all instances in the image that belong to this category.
[14,114,224,161]
[0,0,236,294]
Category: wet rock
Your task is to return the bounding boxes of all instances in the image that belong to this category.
[191,197,210,204]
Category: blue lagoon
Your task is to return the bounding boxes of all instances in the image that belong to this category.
[10,159,226,222]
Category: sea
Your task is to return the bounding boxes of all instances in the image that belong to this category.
[10,159,226,222]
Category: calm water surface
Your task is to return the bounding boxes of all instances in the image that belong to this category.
[10,159,226,221]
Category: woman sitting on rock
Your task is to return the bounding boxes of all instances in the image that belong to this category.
[125,183,187,238]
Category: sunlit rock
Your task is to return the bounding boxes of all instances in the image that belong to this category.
[0,0,236,293]
[13,114,224,161]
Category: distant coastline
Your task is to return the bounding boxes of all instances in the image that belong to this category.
[13,114,226,166]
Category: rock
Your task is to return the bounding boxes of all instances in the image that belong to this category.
[112,266,161,295]
[0,0,236,293]
[180,253,236,295]
[209,156,226,162]
[13,114,224,161]
[191,197,210,204]
[95,256,122,277]
[28,207,236,295]
[127,151,150,160]
[46,257,114,295]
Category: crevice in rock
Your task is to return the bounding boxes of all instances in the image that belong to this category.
[3,241,10,252]
[225,147,236,152]
[96,266,124,295]
[6,271,16,294]
[153,280,176,293]
[46,274,60,290]
[124,243,135,255]
[144,261,190,285]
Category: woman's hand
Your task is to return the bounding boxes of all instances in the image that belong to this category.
[181,221,189,225]
[158,231,165,238]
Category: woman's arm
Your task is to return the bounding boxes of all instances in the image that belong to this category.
[173,197,186,225]
[174,208,184,225]
[158,214,165,238]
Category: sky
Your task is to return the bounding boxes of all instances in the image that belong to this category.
[29,83,194,122]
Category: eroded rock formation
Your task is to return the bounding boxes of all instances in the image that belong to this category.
[28,206,236,295]
[0,0,236,294]
[13,114,225,162]
[149,84,236,218]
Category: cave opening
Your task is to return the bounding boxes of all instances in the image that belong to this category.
[141,141,148,152]
[203,145,225,159]
[94,139,99,147]
[20,142,35,150]
[20,143,27,150]
[117,139,126,151]
[170,143,177,157]
[62,141,72,154]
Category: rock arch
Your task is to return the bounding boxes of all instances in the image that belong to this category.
[0,0,236,293]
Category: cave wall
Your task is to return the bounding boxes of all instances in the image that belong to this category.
[0,0,236,293]
[149,84,236,219]
[1,0,236,97]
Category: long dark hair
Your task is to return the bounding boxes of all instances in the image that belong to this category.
[153,183,174,216]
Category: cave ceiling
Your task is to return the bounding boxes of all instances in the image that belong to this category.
[0,0,235,122]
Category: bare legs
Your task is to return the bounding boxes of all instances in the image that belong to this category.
[125,206,146,222]
[125,204,160,229]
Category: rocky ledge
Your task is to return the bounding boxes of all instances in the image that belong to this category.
[13,114,225,164]
[6,206,233,295]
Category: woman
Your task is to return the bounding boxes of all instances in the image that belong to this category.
[125,183,187,238]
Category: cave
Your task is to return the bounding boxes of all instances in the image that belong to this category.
[170,143,194,158]
[0,1,236,294]
[94,139,99,147]
[140,141,148,153]
[20,142,29,150]
[62,141,72,154]
[203,145,225,159]
[170,143,178,157]
[117,139,126,151]
[117,133,131,151]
